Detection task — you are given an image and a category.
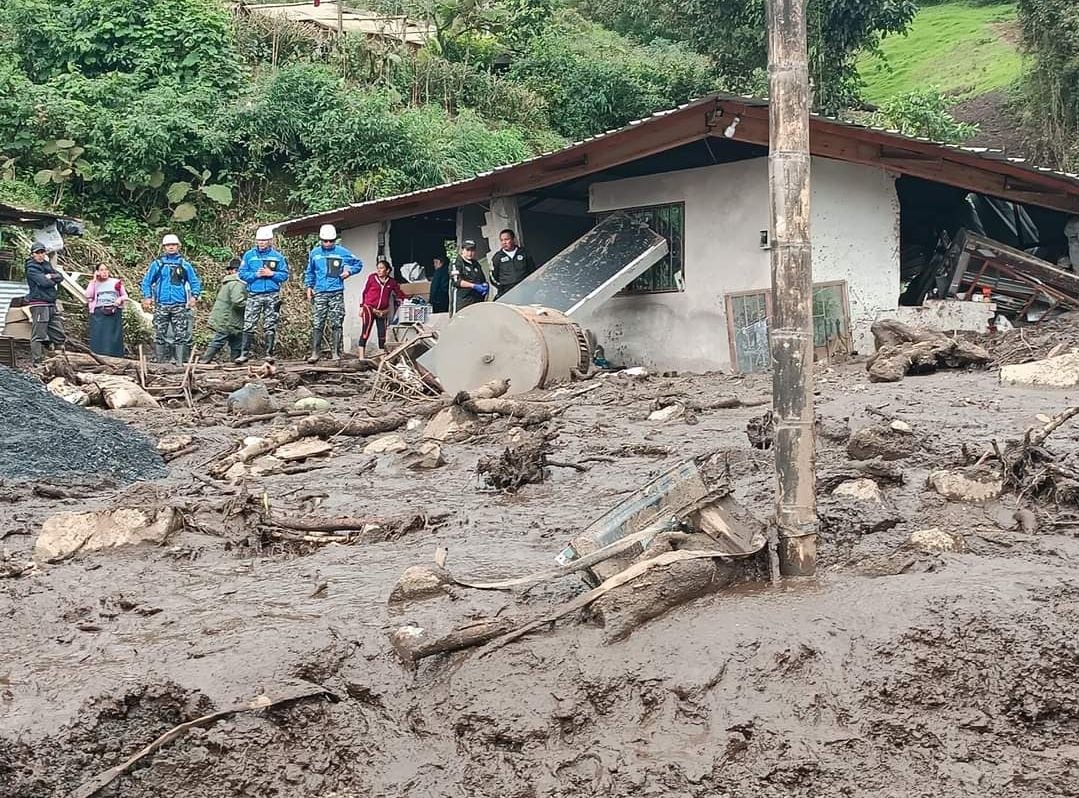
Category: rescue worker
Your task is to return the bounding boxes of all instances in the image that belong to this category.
[140,233,202,365]
[24,241,66,363]
[201,258,247,363]
[429,255,450,314]
[236,226,289,363]
[305,223,361,363]
[490,228,536,299]
[450,240,488,315]
[358,258,406,354]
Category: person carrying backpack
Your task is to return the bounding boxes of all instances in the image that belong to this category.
[140,233,202,365]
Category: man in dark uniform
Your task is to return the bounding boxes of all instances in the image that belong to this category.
[429,255,450,314]
[490,228,536,300]
[450,240,488,315]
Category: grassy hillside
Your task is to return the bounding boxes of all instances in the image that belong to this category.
[858,2,1022,104]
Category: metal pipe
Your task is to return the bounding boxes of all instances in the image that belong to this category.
[766,0,817,576]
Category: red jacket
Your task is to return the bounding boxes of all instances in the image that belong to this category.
[361,274,406,311]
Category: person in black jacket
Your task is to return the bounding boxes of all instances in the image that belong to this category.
[490,229,536,300]
[429,255,450,313]
[450,240,488,314]
[24,241,67,363]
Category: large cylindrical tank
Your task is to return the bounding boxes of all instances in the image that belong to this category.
[423,303,590,396]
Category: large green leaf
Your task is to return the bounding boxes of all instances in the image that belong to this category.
[202,184,233,206]
[148,170,165,189]
[33,169,53,186]
[172,202,198,222]
[166,181,192,204]
[55,139,76,149]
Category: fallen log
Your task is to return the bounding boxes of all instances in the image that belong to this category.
[68,682,336,798]
[654,395,771,412]
[392,619,517,665]
[464,397,552,425]
[866,319,990,383]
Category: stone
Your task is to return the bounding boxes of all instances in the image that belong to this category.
[364,434,408,455]
[293,396,331,413]
[294,386,314,400]
[46,377,89,406]
[816,415,851,443]
[847,423,917,461]
[35,506,183,563]
[389,565,451,603]
[423,406,477,442]
[275,437,333,462]
[1000,353,1079,388]
[227,383,277,416]
[621,367,650,379]
[890,420,912,433]
[224,462,247,481]
[908,527,966,553]
[832,478,883,503]
[243,436,266,448]
[928,467,1004,502]
[250,455,283,476]
[404,441,444,470]
[406,417,424,432]
[157,434,194,454]
[648,404,685,423]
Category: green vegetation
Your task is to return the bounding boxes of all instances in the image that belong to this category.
[870,89,980,141]
[858,2,1022,104]
[1017,0,1079,169]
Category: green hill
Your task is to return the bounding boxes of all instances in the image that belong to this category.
[858,2,1022,104]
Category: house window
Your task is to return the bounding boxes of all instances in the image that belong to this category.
[603,203,685,294]
[725,281,851,373]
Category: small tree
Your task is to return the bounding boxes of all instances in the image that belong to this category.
[870,89,978,143]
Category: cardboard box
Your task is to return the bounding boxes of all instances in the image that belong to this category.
[401,281,430,298]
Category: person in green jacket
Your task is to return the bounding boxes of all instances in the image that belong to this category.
[200,258,247,363]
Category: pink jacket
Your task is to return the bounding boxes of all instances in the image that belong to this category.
[361,274,405,311]
[86,277,128,313]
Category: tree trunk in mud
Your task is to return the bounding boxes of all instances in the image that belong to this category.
[767,0,817,576]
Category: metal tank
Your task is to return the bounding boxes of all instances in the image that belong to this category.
[420,303,590,396]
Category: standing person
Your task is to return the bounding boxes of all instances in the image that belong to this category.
[358,258,406,354]
[429,255,450,314]
[490,229,536,300]
[236,226,289,363]
[140,233,202,365]
[450,240,488,315]
[201,258,247,363]
[304,223,361,363]
[85,264,127,357]
[24,241,66,363]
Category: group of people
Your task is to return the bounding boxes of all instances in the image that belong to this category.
[23,221,538,364]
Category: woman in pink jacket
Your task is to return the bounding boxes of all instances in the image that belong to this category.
[358,258,406,354]
[86,263,128,357]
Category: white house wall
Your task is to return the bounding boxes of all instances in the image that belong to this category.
[586,156,900,371]
[338,222,382,350]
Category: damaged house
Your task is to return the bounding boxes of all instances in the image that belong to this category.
[273,93,1079,373]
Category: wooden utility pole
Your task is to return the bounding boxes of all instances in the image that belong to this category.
[766,0,817,576]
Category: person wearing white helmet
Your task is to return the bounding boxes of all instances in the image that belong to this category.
[140,233,202,365]
[304,223,362,363]
[235,225,289,363]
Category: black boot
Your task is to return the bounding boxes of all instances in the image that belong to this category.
[30,340,44,364]
[176,345,191,366]
[331,328,342,360]
[264,331,275,361]
[234,333,252,364]
[154,343,169,363]
[200,340,222,364]
[307,324,323,364]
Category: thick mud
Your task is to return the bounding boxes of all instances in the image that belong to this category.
[2,361,1078,797]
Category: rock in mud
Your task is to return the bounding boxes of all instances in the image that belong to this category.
[389,564,452,603]
[157,434,194,454]
[747,410,775,449]
[34,506,183,563]
[648,404,685,423]
[831,478,883,503]
[1000,352,1079,388]
[365,434,408,455]
[908,527,966,553]
[928,467,1004,502]
[275,437,333,462]
[404,442,444,470]
[847,423,916,461]
[293,396,331,413]
[227,382,277,416]
[0,365,164,483]
[423,405,477,442]
[816,414,851,443]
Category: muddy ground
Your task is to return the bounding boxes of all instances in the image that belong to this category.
[1,357,1078,797]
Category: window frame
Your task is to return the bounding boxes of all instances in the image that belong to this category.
[597,202,686,295]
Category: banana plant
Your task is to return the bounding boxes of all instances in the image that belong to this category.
[33,139,93,205]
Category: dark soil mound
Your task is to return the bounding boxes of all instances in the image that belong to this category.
[0,366,164,483]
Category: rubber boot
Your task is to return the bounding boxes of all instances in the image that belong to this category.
[331,328,342,360]
[154,343,169,364]
[176,345,191,366]
[234,333,252,364]
[30,340,44,364]
[264,331,276,361]
[200,340,222,364]
[307,324,323,364]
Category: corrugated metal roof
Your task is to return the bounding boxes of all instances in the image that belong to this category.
[273,91,1079,236]
[0,201,63,228]
[0,280,27,336]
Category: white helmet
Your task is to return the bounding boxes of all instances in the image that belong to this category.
[161,233,181,246]
[255,226,274,241]
[318,224,337,241]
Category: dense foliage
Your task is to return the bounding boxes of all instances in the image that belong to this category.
[1017,0,1079,169]
[869,89,979,142]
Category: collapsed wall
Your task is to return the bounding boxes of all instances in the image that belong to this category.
[0,366,164,483]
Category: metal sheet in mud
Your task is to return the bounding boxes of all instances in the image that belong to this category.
[498,213,668,317]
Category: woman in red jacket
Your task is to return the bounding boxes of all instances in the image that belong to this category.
[359,258,406,353]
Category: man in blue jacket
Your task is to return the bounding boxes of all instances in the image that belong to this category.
[305,223,361,363]
[236,226,289,363]
[24,241,66,363]
[140,233,202,365]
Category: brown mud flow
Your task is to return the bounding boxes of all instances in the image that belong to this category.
[1,362,1077,797]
